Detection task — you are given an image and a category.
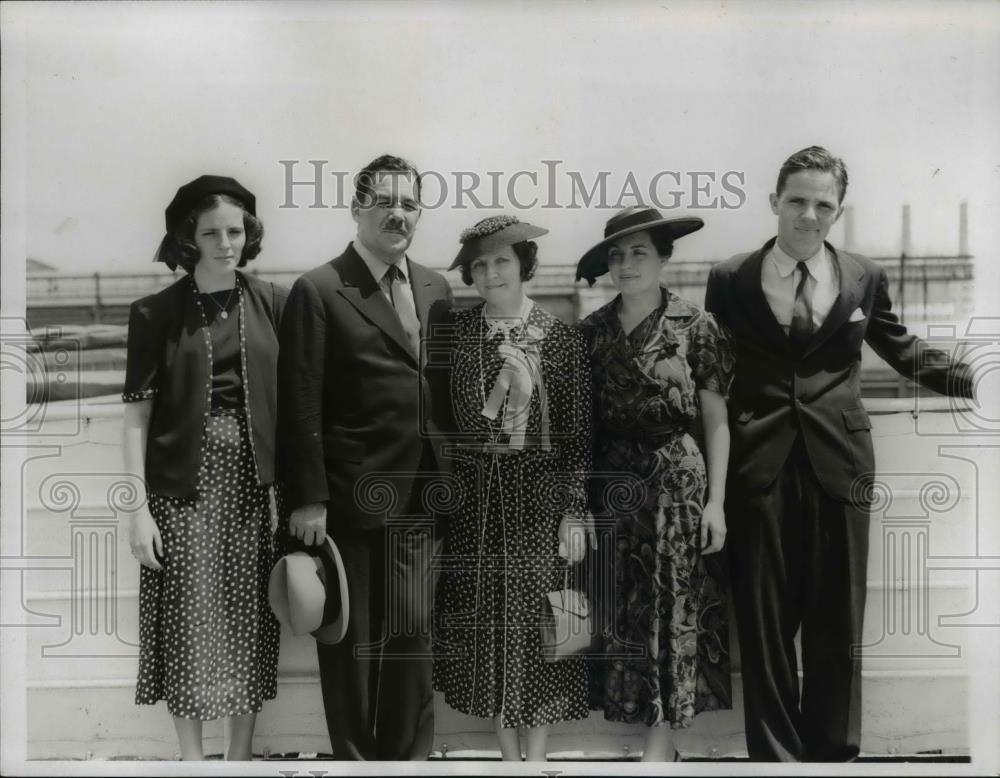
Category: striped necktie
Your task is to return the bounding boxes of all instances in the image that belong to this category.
[383,264,421,356]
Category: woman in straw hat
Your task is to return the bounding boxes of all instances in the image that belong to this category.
[122,175,286,759]
[432,215,594,761]
[577,207,734,761]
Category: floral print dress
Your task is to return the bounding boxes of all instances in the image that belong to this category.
[580,286,735,728]
[433,301,592,728]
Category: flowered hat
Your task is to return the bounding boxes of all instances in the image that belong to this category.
[448,215,549,271]
[575,207,704,286]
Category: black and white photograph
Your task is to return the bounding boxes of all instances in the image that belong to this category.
[1,0,999,774]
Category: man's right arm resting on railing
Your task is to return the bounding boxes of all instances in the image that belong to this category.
[862,266,977,399]
[122,400,162,570]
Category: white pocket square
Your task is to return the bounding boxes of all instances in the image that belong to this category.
[848,307,866,322]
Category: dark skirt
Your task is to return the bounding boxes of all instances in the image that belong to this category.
[433,451,590,729]
[135,412,280,720]
[587,433,732,728]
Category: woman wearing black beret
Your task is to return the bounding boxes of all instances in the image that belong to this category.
[122,175,287,760]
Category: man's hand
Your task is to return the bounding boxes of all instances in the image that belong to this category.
[290,502,327,546]
[700,500,727,554]
[557,512,598,565]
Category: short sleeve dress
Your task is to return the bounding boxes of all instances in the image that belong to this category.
[124,275,281,721]
[580,286,735,728]
[433,300,592,728]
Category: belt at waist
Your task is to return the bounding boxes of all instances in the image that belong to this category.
[453,434,550,456]
[597,421,689,440]
[210,407,245,418]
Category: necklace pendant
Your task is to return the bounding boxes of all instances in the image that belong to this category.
[220,311,229,320]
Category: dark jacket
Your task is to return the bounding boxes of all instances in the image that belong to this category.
[123,271,288,498]
[277,243,454,529]
[705,238,975,502]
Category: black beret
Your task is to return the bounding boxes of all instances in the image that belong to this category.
[164,174,255,233]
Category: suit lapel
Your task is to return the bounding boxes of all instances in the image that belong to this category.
[407,259,437,332]
[736,237,794,355]
[803,244,865,357]
[335,244,418,365]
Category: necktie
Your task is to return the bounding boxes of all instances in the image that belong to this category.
[383,264,422,357]
[789,260,814,352]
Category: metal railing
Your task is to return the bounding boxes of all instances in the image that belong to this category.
[26,255,973,308]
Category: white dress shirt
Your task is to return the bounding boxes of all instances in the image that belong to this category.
[761,242,839,333]
[353,239,421,334]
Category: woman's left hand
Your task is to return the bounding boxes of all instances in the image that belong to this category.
[700,500,727,554]
[558,512,597,565]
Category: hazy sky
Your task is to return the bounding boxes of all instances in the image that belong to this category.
[2,4,999,765]
[6,0,1000,288]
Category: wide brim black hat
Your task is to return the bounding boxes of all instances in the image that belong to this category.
[448,215,549,271]
[575,207,704,286]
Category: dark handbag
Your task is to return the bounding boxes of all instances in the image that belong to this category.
[539,565,593,662]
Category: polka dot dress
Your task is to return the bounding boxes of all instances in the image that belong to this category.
[433,302,592,728]
[134,282,280,721]
[136,413,280,719]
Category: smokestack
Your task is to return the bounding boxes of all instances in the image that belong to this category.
[959,201,969,256]
[842,205,855,251]
[901,204,911,256]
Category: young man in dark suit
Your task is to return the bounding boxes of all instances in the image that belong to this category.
[704,146,975,762]
[278,154,453,760]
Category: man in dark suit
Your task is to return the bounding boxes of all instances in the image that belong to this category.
[704,146,975,762]
[278,154,453,760]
